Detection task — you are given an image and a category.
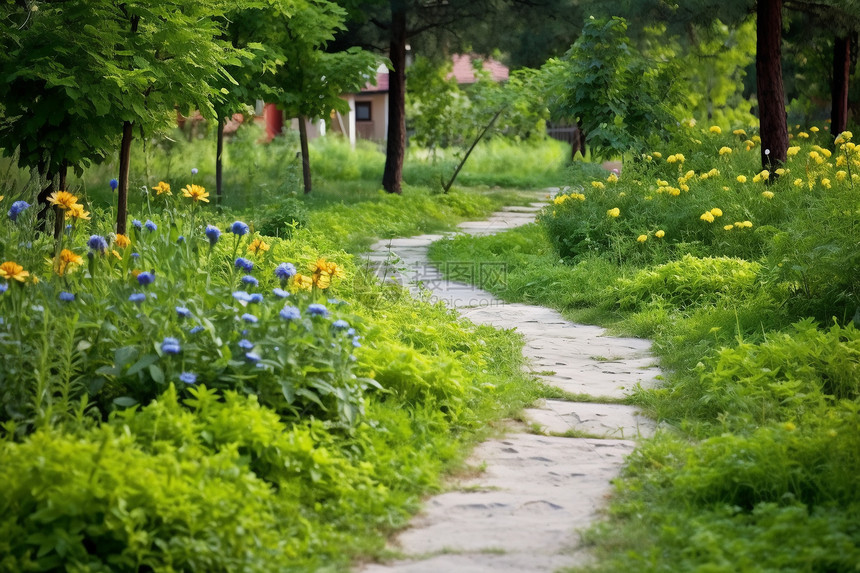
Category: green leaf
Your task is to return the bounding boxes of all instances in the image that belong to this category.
[126,354,159,377]
[114,346,138,369]
[149,364,164,385]
[113,396,139,408]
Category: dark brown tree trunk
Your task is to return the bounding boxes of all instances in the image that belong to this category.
[216,114,225,206]
[298,116,312,194]
[382,4,407,194]
[831,35,851,138]
[36,159,54,232]
[53,161,68,243]
[756,0,789,170]
[117,120,134,235]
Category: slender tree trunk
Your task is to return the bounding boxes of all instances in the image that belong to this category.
[831,35,851,138]
[216,113,225,206]
[117,120,134,235]
[382,3,407,194]
[755,0,789,170]
[53,162,68,243]
[36,158,54,232]
[298,116,312,194]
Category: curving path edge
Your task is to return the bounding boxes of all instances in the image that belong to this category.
[357,193,660,573]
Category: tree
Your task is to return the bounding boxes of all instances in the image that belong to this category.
[266,0,378,194]
[0,1,242,235]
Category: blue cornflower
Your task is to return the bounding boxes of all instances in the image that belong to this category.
[241,313,258,323]
[179,372,197,384]
[8,200,30,222]
[131,252,140,259]
[0,283,8,294]
[241,275,258,287]
[109,178,119,191]
[205,225,221,246]
[87,235,108,253]
[176,306,192,318]
[189,325,204,335]
[232,291,252,303]
[234,257,254,272]
[161,337,181,355]
[191,167,199,175]
[238,339,254,350]
[230,221,250,236]
[248,293,263,304]
[128,293,146,304]
[144,220,157,231]
[332,319,350,331]
[244,352,261,363]
[352,337,362,348]
[279,305,301,321]
[59,291,75,302]
[136,271,155,286]
[273,288,290,298]
[177,235,185,244]
[307,303,328,318]
[132,219,142,230]
[274,262,297,281]
[347,328,356,336]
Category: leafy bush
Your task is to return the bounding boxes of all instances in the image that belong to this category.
[256,197,310,238]
[610,255,761,310]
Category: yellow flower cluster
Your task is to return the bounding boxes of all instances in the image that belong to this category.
[248,238,270,255]
[709,126,722,134]
[152,181,172,195]
[0,261,30,282]
[607,207,620,218]
[47,191,91,221]
[310,258,344,290]
[57,249,83,276]
[554,192,585,205]
[115,234,131,248]
[732,129,747,136]
[666,153,686,164]
[591,181,605,189]
[719,146,733,156]
[606,172,619,183]
[752,170,770,183]
[761,191,774,199]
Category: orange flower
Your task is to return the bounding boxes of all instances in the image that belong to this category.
[248,238,270,255]
[65,203,91,221]
[181,184,209,203]
[152,181,172,195]
[311,258,343,290]
[58,249,83,276]
[115,234,131,248]
[0,261,30,282]
[47,191,80,211]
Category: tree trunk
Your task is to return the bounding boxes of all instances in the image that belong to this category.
[755,0,788,170]
[298,116,312,194]
[36,159,54,232]
[216,114,225,206]
[382,3,407,194]
[53,162,68,243]
[831,35,851,138]
[117,120,134,235]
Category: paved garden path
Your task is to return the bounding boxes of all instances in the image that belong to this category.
[357,194,660,573]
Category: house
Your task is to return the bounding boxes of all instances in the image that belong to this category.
[261,55,510,145]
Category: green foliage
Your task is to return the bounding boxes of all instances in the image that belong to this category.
[611,255,760,311]
[543,16,682,160]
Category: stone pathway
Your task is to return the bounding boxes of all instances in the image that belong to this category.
[357,197,660,573]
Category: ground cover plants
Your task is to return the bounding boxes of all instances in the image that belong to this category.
[0,137,555,569]
[428,122,860,571]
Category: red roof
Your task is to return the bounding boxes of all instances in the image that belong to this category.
[449,54,509,84]
[357,54,508,94]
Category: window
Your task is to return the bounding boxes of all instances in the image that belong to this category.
[355,101,372,121]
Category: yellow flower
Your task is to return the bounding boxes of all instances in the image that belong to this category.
[723,224,734,231]
[152,181,172,195]
[606,173,618,183]
[793,178,803,187]
[708,168,719,177]
[591,181,605,189]
[311,258,344,290]
[752,173,762,183]
[700,212,715,223]
[679,184,689,192]
[248,238,271,255]
[710,208,723,217]
[115,234,131,248]
[810,126,819,133]
[553,194,569,205]
[797,131,809,139]
[668,187,681,196]
[655,230,665,238]
[47,191,79,211]
[719,146,733,155]
[758,170,770,181]
[181,184,209,203]
[0,261,30,282]
[836,170,847,181]
[736,175,747,183]
[732,129,747,136]
[775,168,786,176]
[58,249,83,276]
[752,135,761,143]
[657,179,669,187]
[836,155,847,167]
[571,193,585,201]
[709,125,722,134]
[65,203,91,221]
[786,146,800,157]
[637,234,647,243]
[652,151,662,158]
[111,249,122,260]
[292,272,314,291]
[607,207,620,218]
[762,191,774,199]
[734,221,753,228]
[822,178,831,189]
[783,422,796,431]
